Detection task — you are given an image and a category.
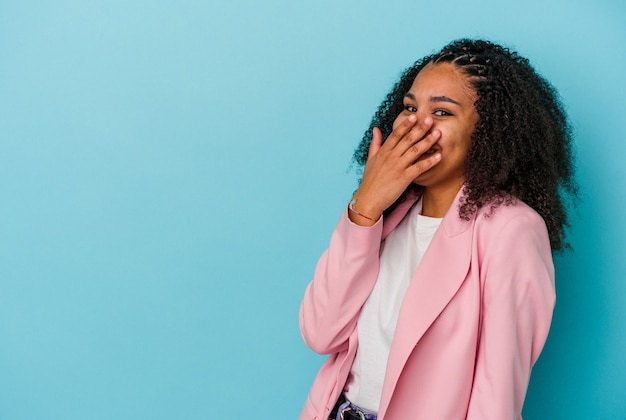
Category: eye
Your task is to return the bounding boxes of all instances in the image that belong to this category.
[404,105,417,113]
[434,109,453,117]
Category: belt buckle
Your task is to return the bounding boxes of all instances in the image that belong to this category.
[340,407,366,420]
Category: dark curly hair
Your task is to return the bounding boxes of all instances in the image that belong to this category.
[353,39,577,251]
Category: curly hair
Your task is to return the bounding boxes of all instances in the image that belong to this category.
[353,39,577,251]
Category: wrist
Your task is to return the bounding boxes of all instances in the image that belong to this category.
[348,198,381,224]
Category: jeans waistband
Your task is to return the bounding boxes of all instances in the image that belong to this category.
[331,394,377,420]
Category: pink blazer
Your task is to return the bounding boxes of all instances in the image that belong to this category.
[299,189,555,419]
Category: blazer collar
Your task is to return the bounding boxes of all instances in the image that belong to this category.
[378,187,475,417]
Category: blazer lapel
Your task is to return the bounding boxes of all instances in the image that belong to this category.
[378,190,475,416]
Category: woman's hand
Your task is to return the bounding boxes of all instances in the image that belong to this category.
[349,114,441,226]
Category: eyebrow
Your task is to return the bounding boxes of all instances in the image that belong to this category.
[404,92,461,106]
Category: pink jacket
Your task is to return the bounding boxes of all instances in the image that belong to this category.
[299,189,555,419]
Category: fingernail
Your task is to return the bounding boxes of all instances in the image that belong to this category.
[408,114,417,122]
[424,116,432,124]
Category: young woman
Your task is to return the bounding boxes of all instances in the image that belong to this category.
[299,39,577,419]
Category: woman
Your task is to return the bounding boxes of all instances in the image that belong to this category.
[299,39,577,419]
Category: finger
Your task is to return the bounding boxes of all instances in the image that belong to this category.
[408,150,442,176]
[401,128,441,160]
[398,116,434,149]
[368,127,383,160]
[383,114,418,148]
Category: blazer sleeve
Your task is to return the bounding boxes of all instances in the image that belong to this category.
[466,210,556,419]
[299,208,384,355]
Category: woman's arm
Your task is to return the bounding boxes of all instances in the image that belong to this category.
[300,115,443,355]
[466,210,555,419]
[299,211,384,355]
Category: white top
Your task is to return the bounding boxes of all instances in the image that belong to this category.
[344,199,442,413]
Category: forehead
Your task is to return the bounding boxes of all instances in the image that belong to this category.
[409,62,476,100]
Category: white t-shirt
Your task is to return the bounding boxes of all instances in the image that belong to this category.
[344,199,442,412]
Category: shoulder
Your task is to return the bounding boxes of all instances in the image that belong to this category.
[471,198,551,260]
[474,198,547,234]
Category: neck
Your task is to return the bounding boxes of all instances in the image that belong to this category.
[420,183,464,218]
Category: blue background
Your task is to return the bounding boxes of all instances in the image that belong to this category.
[1,0,625,419]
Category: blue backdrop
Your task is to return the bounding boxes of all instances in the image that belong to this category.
[1,0,624,419]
